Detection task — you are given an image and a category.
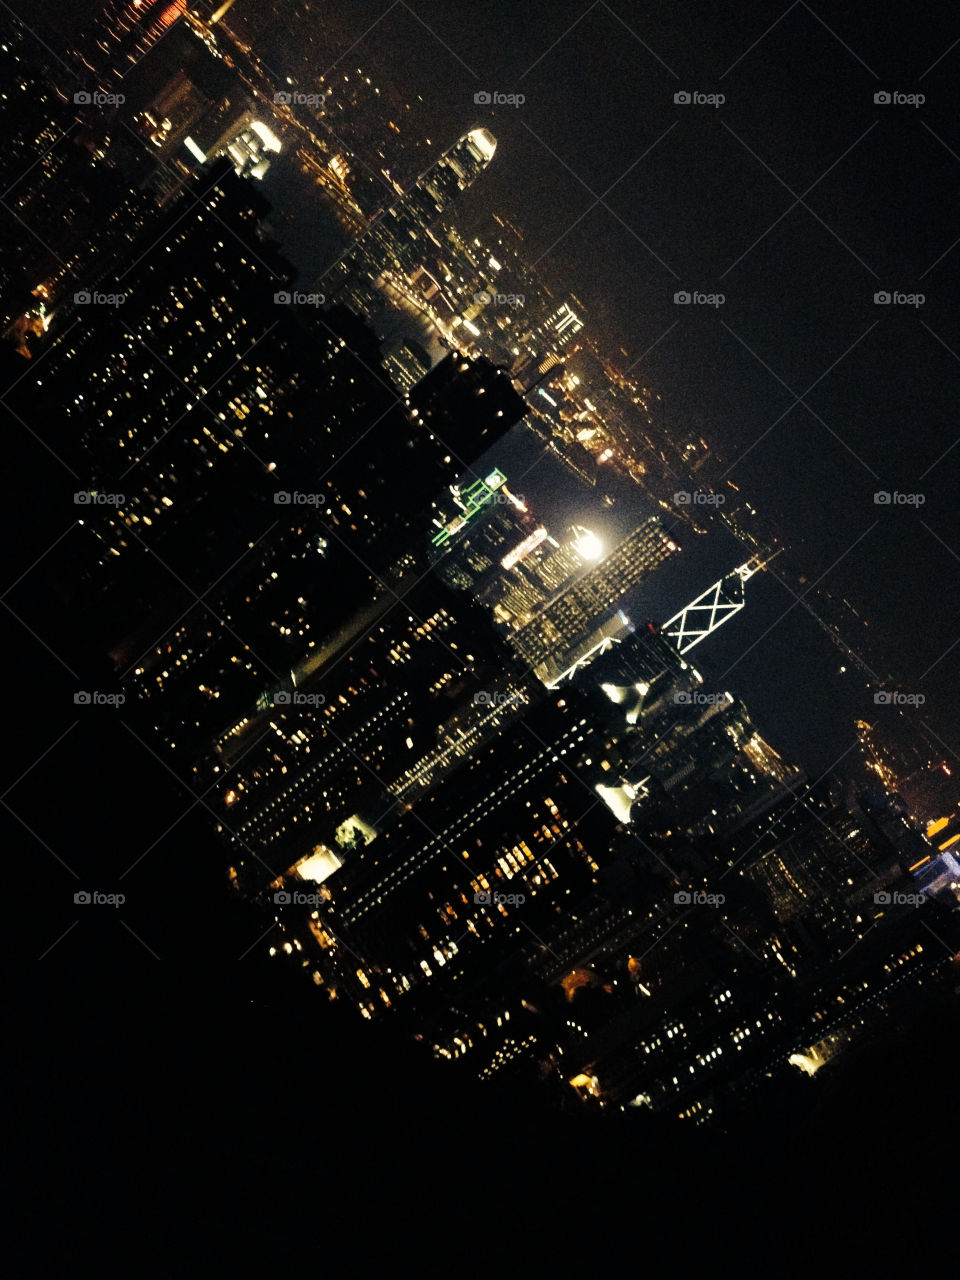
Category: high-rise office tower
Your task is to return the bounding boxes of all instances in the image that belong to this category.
[11,151,524,770]
[507,517,677,677]
[489,525,602,628]
[428,467,533,592]
[533,301,585,355]
[104,344,524,762]
[297,688,611,1019]
[382,339,433,394]
[70,1,189,93]
[585,625,802,835]
[730,775,901,974]
[206,578,534,893]
[330,129,497,303]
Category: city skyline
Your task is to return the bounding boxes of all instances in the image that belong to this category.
[5,2,960,1272]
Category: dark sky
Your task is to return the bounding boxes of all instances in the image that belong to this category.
[24,0,960,779]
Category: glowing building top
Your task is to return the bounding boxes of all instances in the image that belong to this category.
[465,128,497,162]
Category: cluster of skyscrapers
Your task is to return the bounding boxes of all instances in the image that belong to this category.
[4,0,958,1127]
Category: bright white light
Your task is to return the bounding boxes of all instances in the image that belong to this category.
[573,530,603,560]
[251,121,282,153]
[296,847,342,884]
[467,128,497,160]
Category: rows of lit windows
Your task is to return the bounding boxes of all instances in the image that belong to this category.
[342,718,588,922]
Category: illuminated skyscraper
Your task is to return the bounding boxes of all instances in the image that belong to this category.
[508,517,677,676]
[490,525,599,628]
[430,490,532,592]
[300,689,610,1018]
[331,129,497,302]
[534,301,584,353]
[207,580,530,892]
[70,1,189,92]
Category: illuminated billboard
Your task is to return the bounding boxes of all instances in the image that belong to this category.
[501,527,548,570]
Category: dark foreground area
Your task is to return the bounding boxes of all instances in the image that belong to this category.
[5,405,959,1274]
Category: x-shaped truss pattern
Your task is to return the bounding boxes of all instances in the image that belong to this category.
[662,558,766,654]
